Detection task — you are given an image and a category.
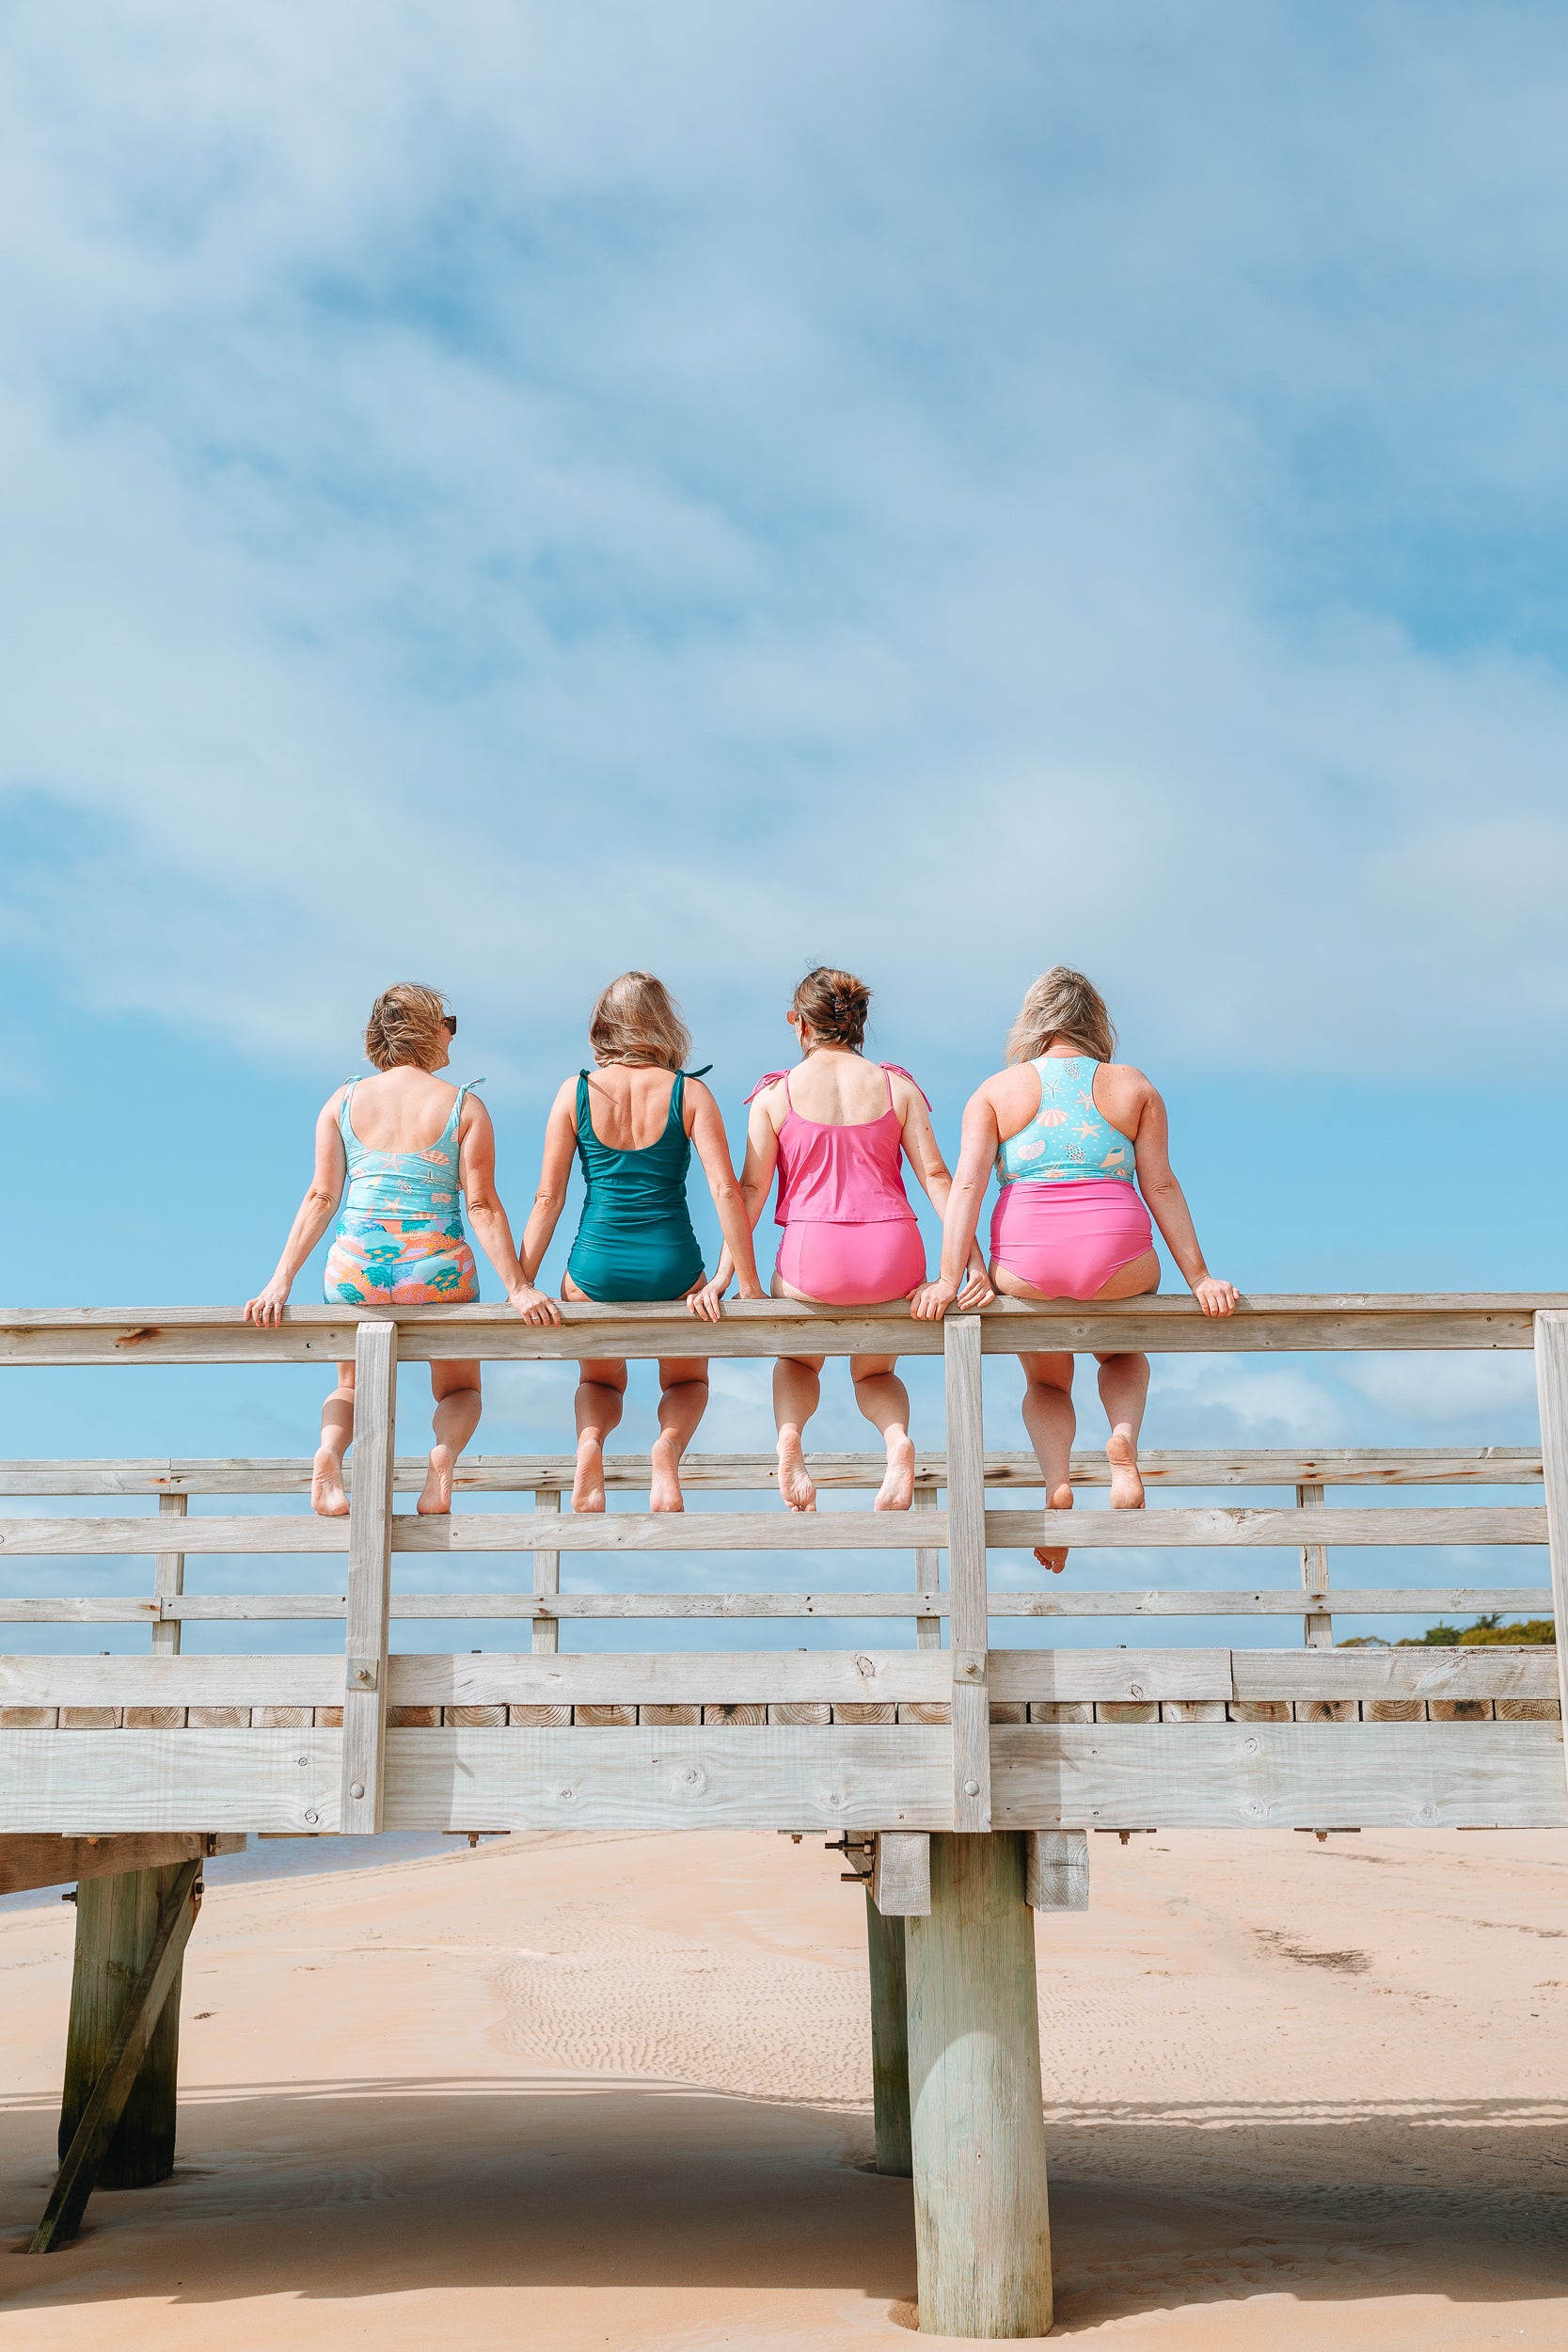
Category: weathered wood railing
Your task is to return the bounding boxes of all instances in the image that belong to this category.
[6,1295,1567,2328]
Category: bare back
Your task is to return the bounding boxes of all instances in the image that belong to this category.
[578,1063,692,1150]
[340,1065,475,1154]
[756,1049,913,1132]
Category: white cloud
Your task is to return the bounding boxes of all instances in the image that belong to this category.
[5,2,1568,1087]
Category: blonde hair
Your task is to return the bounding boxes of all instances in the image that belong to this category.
[792,965,870,1052]
[588,971,692,1071]
[1006,967,1117,1065]
[364,982,451,1073]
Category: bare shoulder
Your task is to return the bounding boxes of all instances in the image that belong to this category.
[887,1069,930,1117]
[974,1065,1030,1118]
[1098,1062,1160,1124]
[320,1083,350,1122]
[682,1073,720,1125]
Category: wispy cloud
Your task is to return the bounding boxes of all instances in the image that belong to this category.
[4,3,1568,1086]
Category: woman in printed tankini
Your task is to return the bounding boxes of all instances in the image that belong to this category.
[911,967,1235,1572]
[245,983,559,1518]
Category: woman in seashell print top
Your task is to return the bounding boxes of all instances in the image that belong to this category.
[245,983,560,1518]
[911,967,1235,1572]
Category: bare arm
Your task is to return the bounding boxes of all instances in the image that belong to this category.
[244,1093,350,1326]
[909,1087,1001,1320]
[697,1093,782,1309]
[684,1080,764,1321]
[516,1081,580,1291]
[1129,1087,1237,1317]
[895,1086,992,1306]
[458,1097,561,1325]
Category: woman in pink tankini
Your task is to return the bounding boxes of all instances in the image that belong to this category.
[696,967,990,1511]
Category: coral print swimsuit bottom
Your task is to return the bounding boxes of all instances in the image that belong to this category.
[989,1055,1153,1301]
[324,1080,481,1305]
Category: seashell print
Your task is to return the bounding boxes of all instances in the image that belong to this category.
[1013,1139,1045,1161]
[1037,1106,1069,1128]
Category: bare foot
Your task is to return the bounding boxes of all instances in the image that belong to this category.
[777,1428,817,1513]
[1107,1424,1146,1511]
[874,1433,916,1512]
[572,1437,606,1513]
[1033,1481,1073,1573]
[311,1447,349,1518]
[650,1434,685,1513]
[417,1443,454,1515]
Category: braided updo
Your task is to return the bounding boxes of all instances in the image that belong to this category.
[791,965,870,1052]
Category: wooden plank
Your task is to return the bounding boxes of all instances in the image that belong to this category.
[341,1321,396,1835]
[983,1506,1546,1549]
[150,1493,186,1657]
[0,1731,341,1833]
[30,1859,201,2249]
[1231,1648,1559,1701]
[531,1487,561,1656]
[0,1444,1544,1495]
[0,1833,244,1899]
[906,1834,1052,2338]
[873,1830,932,1916]
[1297,1481,1332,1648]
[989,1723,1568,1828]
[380,1726,953,1831]
[865,1897,911,2176]
[1025,1828,1089,1912]
[0,1657,344,1708]
[913,1485,942,1651]
[943,1316,990,1832]
[1532,1311,1568,1780]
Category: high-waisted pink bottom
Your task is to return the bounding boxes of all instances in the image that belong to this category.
[776,1217,927,1307]
[990,1180,1154,1302]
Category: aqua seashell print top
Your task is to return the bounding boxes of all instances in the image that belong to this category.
[994,1055,1135,1186]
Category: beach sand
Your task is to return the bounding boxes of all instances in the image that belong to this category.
[2,1825,1565,2346]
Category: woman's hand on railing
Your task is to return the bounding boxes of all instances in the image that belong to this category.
[243,1279,292,1328]
[687,1276,728,1322]
[957,1252,995,1310]
[1191,1276,1239,1317]
[507,1283,562,1327]
[908,1273,960,1321]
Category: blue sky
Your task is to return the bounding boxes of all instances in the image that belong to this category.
[1,3,1563,1654]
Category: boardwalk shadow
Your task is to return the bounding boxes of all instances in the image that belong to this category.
[1,2085,1564,2336]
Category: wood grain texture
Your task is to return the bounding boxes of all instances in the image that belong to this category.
[0,1832,243,1898]
[865,1896,912,2177]
[341,1321,396,1834]
[0,1731,341,1833]
[873,1830,932,1916]
[151,1492,186,1657]
[906,1833,1052,2339]
[1025,1828,1089,1912]
[55,1860,191,2201]
[943,1316,990,1832]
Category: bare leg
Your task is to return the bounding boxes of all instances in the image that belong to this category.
[419,1359,483,1515]
[850,1355,916,1512]
[1096,1350,1149,1511]
[773,1355,823,1512]
[651,1357,710,1512]
[313,1365,355,1518]
[573,1357,627,1512]
[1019,1351,1076,1572]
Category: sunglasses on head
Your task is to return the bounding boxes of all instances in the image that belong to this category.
[443,1013,457,1036]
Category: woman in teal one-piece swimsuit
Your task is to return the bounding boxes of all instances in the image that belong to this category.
[518,971,764,1513]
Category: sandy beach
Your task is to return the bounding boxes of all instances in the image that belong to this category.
[2,1825,1564,2346]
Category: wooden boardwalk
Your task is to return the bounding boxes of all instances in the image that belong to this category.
[4,1295,1567,2332]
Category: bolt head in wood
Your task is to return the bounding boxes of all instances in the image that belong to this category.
[963,1778,980,1796]
[349,1781,365,1800]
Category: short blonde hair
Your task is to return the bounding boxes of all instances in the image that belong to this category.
[364,982,451,1073]
[1006,967,1117,1065]
[588,971,692,1071]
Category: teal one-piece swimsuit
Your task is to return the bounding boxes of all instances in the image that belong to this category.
[565,1067,708,1303]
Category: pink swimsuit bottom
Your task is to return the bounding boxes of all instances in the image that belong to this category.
[990,1178,1154,1302]
[777,1216,927,1307]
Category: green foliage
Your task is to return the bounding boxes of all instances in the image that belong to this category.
[1340,1614,1555,1649]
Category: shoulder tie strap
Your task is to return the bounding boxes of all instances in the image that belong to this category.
[879,1062,932,1110]
[743,1070,790,1104]
[681,1064,713,1079]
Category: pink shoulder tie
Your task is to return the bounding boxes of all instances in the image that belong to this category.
[743,1071,791,1104]
[879,1063,932,1109]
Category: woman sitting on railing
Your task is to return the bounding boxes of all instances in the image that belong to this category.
[245,982,559,1518]
[696,967,991,1513]
[519,971,764,1514]
[912,966,1236,1568]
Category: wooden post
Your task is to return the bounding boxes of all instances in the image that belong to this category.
[56,1861,192,2192]
[1297,1481,1332,1648]
[913,1482,942,1651]
[943,1316,990,1831]
[865,1895,912,2177]
[38,1859,201,2248]
[1531,1312,1568,1755]
[151,1491,186,1655]
[532,1486,562,1655]
[906,1832,1052,2338]
[341,1319,396,1834]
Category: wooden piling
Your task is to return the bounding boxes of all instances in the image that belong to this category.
[907,1832,1051,2339]
[865,1893,911,2177]
[58,1862,187,2187]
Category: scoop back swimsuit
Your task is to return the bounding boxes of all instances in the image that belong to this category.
[565,1068,708,1303]
[324,1079,482,1305]
[989,1055,1154,1301]
[748,1063,928,1308]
